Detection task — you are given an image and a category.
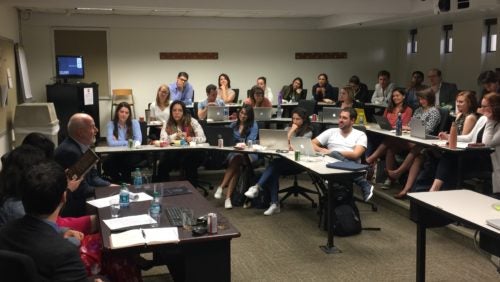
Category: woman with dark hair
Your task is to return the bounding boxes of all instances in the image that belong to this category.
[215,105,259,209]
[218,73,236,103]
[478,70,500,98]
[244,107,313,215]
[393,91,480,199]
[104,102,142,182]
[312,73,336,103]
[280,77,306,102]
[157,100,206,181]
[348,75,370,104]
[244,85,272,108]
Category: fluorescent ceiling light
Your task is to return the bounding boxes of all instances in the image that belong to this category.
[76,7,113,11]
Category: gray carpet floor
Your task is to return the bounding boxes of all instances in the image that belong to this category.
[141,174,500,282]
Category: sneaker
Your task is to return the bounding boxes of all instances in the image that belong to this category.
[363,185,374,202]
[381,179,392,190]
[214,186,223,199]
[224,198,232,209]
[244,185,259,199]
[263,203,280,216]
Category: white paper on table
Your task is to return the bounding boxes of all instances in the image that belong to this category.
[103,214,156,230]
[87,192,153,208]
[83,87,94,105]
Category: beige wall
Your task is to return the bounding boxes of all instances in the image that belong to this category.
[0,6,19,167]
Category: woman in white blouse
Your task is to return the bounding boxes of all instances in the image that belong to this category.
[149,84,170,140]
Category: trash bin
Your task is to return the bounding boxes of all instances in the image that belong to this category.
[14,103,60,147]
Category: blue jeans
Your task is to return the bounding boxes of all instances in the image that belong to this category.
[257,158,303,203]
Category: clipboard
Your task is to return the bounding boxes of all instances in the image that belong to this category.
[66,149,100,179]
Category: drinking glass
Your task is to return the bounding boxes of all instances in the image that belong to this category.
[109,198,120,218]
[181,209,194,231]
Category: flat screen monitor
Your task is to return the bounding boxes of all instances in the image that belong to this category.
[56,55,84,79]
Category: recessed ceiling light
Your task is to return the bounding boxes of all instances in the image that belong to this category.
[75,7,113,11]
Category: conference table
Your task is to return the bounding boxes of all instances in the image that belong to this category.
[407,190,500,282]
[95,143,363,254]
[95,181,241,282]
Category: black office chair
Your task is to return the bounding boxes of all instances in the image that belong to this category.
[297,99,316,116]
[247,89,252,98]
[436,107,452,135]
[232,88,239,103]
[278,171,321,208]
[0,250,40,282]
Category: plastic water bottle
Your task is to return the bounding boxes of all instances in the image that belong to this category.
[119,183,130,208]
[149,191,161,227]
[133,168,143,189]
[224,106,229,120]
[359,116,364,126]
[395,113,402,136]
[277,92,283,118]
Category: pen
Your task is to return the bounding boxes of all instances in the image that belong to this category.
[141,228,146,240]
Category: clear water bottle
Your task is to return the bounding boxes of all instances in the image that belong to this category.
[133,168,143,189]
[149,191,161,227]
[359,116,364,126]
[277,104,282,119]
[277,92,283,118]
[119,183,130,208]
[395,113,402,136]
[224,106,229,120]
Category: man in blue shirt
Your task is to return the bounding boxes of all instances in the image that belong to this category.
[197,84,225,120]
[169,71,194,104]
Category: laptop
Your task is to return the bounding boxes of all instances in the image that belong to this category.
[254,107,273,121]
[322,107,341,123]
[207,106,226,121]
[486,218,500,231]
[204,127,235,146]
[373,115,393,130]
[290,137,321,158]
[259,129,289,150]
[409,118,438,139]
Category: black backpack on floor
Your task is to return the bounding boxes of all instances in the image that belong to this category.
[333,202,362,236]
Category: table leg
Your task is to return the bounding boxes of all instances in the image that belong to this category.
[416,223,426,282]
[320,180,342,254]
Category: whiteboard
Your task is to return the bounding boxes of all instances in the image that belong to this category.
[15,44,32,101]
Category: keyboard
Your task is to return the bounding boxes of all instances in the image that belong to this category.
[165,206,184,227]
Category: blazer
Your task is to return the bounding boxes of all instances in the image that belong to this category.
[54,137,109,217]
[0,215,87,282]
[438,82,458,107]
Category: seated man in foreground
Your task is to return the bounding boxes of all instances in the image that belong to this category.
[0,160,90,281]
[312,107,374,201]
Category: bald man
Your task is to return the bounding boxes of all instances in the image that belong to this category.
[54,113,110,217]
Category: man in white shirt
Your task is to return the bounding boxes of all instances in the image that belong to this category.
[371,70,395,105]
[312,107,374,201]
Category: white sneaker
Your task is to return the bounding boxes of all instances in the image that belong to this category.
[244,185,259,199]
[263,203,280,216]
[224,198,232,209]
[381,179,392,190]
[214,186,223,199]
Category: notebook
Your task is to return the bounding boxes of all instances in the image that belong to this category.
[66,149,100,180]
[486,218,500,230]
[409,117,438,139]
[373,115,393,130]
[204,126,235,146]
[254,107,273,121]
[110,227,179,249]
[207,106,226,121]
[259,129,289,150]
[322,107,341,123]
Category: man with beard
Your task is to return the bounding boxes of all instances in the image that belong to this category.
[312,107,373,201]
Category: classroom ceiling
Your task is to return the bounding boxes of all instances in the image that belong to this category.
[5,0,500,29]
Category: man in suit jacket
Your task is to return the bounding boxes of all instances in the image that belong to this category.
[0,161,88,281]
[426,68,458,108]
[54,113,110,217]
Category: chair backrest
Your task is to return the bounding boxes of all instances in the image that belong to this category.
[193,102,200,119]
[247,89,252,98]
[437,107,451,135]
[112,89,134,104]
[139,120,148,145]
[0,250,40,282]
[233,88,239,103]
[297,99,316,117]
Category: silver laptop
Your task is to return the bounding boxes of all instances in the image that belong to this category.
[259,129,289,150]
[322,107,341,123]
[486,218,500,230]
[290,137,321,158]
[409,117,438,139]
[254,107,273,121]
[207,106,225,121]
